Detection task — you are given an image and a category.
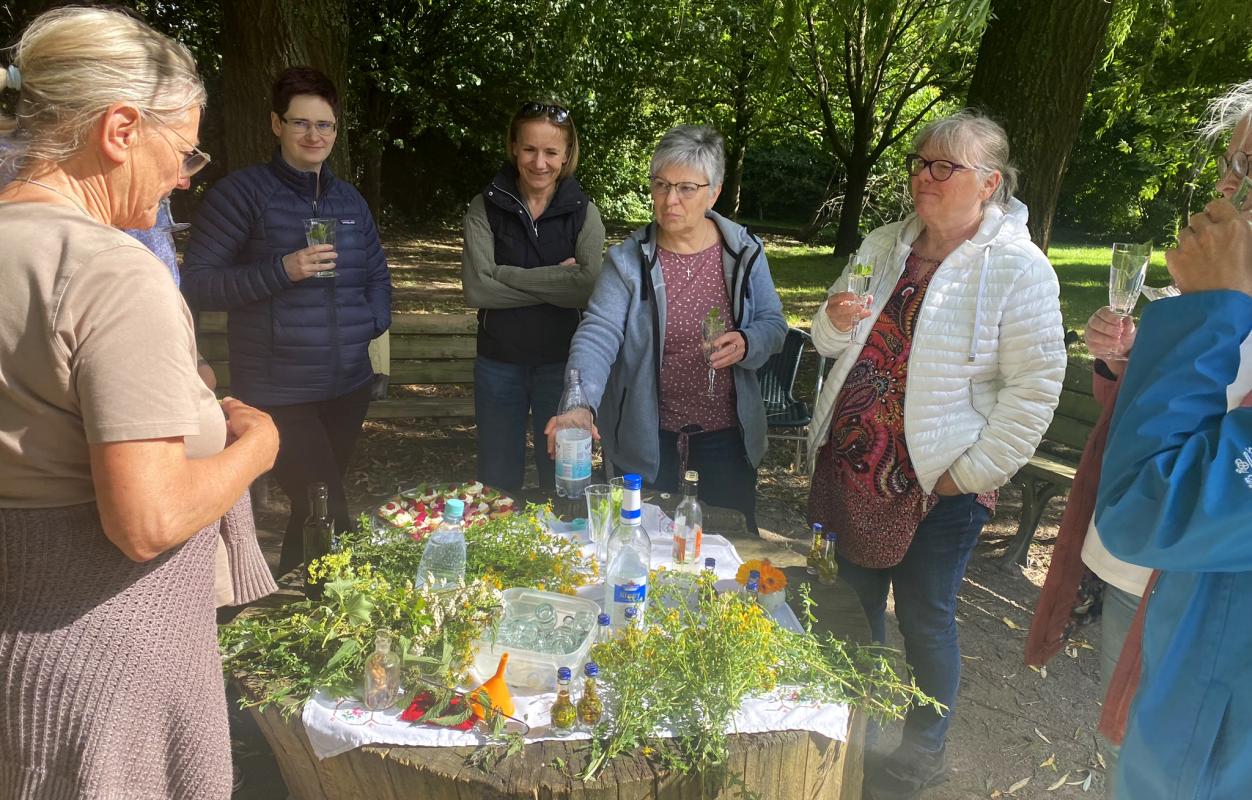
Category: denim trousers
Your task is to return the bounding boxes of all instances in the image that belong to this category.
[473,356,565,494]
[837,493,990,754]
[1099,582,1140,788]
[652,427,759,535]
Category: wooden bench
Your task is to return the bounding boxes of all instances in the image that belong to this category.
[196,312,478,419]
[999,362,1100,567]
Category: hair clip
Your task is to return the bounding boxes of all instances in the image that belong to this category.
[4,65,20,92]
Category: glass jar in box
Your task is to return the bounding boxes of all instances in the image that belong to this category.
[473,588,600,691]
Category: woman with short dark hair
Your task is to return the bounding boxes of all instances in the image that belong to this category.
[183,66,391,576]
[461,100,605,494]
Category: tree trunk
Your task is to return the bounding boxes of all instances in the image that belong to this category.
[715,47,756,220]
[219,0,351,178]
[965,0,1114,251]
[358,80,392,218]
[832,156,871,256]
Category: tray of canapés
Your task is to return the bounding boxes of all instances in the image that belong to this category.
[374,481,516,539]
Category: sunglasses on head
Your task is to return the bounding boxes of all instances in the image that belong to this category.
[520,101,570,124]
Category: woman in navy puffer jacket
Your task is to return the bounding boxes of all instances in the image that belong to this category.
[183,67,391,575]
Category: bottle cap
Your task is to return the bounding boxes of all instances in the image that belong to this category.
[624,473,643,491]
[824,530,837,541]
[584,662,599,677]
[567,367,581,383]
[557,666,572,680]
[684,469,699,482]
[624,605,638,619]
[749,569,761,581]
[597,612,610,626]
[812,522,823,532]
[704,557,716,569]
[444,498,465,520]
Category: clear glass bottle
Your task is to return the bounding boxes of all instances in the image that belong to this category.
[623,604,639,629]
[805,523,824,575]
[550,666,577,732]
[577,662,604,727]
[604,474,651,628]
[554,369,593,499]
[414,498,466,589]
[818,530,839,585]
[595,612,612,646]
[703,556,716,575]
[303,482,334,600]
[362,630,401,710]
[671,470,703,565]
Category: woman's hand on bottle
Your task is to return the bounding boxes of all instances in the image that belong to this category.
[1085,306,1136,373]
[708,331,748,369]
[282,244,337,282]
[825,292,872,332]
[544,408,599,458]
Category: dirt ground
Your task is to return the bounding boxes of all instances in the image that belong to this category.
[230,227,1110,799]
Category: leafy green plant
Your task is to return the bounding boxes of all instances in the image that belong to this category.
[578,573,938,781]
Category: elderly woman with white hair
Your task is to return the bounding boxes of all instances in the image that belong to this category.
[0,8,277,797]
[545,125,785,531]
[806,109,1065,799]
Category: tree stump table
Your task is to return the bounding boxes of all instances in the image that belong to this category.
[232,497,870,799]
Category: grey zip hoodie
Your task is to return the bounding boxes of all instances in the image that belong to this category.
[567,211,787,482]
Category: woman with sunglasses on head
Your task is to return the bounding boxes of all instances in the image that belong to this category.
[183,66,392,578]
[461,100,605,495]
[807,109,1065,799]
[544,125,786,532]
[0,8,278,797]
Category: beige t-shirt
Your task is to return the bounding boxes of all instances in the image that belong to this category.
[0,202,225,508]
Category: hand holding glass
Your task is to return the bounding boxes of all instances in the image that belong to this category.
[304,218,338,278]
[1097,243,1149,359]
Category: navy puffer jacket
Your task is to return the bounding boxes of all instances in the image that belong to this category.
[182,151,391,406]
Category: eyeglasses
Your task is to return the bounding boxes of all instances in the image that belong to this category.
[151,119,211,178]
[281,116,337,136]
[905,154,979,182]
[519,102,571,125]
[1217,151,1250,179]
[650,177,710,200]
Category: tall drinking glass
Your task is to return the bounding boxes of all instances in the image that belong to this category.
[609,476,626,530]
[304,217,338,278]
[847,261,874,341]
[700,308,726,397]
[1097,242,1150,360]
[584,484,613,570]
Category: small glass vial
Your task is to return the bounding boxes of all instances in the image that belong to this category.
[703,556,716,574]
[818,530,839,585]
[550,666,577,732]
[362,630,401,710]
[623,604,640,630]
[805,523,824,575]
[596,612,612,645]
[745,570,761,605]
[577,662,604,727]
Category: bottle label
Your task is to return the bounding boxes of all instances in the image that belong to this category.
[556,433,592,480]
[613,580,647,604]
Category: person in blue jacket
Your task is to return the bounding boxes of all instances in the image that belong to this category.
[182,66,391,575]
[1095,81,1252,800]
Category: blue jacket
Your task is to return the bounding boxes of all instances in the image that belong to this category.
[567,211,786,481]
[181,151,391,406]
[1095,291,1252,799]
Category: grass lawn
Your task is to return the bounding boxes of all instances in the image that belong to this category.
[766,238,1171,358]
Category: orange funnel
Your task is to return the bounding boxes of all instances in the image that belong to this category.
[470,653,516,719]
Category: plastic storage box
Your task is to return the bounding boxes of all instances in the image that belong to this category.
[472,587,600,691]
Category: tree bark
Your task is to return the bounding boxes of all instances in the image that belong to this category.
[358,80,392,218]
[219,0,352,178]
[965,0,1115,251]
[714,48,756,220]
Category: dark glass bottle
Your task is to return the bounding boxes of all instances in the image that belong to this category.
[303,482,334,600]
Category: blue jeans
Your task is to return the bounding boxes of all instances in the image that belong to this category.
[652,427,759,535]
[837,493,990,754]
[473,356,565,493]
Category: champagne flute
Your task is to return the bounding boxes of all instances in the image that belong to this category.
[1098,242,1150,359]
[847,261,874,341]
[153,196,190,233]
[701,307,725,398]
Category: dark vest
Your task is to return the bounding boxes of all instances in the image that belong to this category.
[477,167,590,365]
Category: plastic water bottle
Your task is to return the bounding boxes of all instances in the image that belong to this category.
[604,474,651,628]
[414,498,466,589]
[555,369,593,499]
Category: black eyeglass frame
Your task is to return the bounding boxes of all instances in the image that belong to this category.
[904,153,981,182]
[280,115,338,135]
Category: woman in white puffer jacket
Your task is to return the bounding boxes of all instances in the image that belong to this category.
[807,110,1065,800]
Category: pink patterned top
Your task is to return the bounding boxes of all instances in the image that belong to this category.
[657,242,737,433]
[808,251,995,568]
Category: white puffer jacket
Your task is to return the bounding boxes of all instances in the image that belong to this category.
[808,198,1065,493]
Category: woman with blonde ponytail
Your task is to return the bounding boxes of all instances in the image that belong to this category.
[0,8,278,798]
